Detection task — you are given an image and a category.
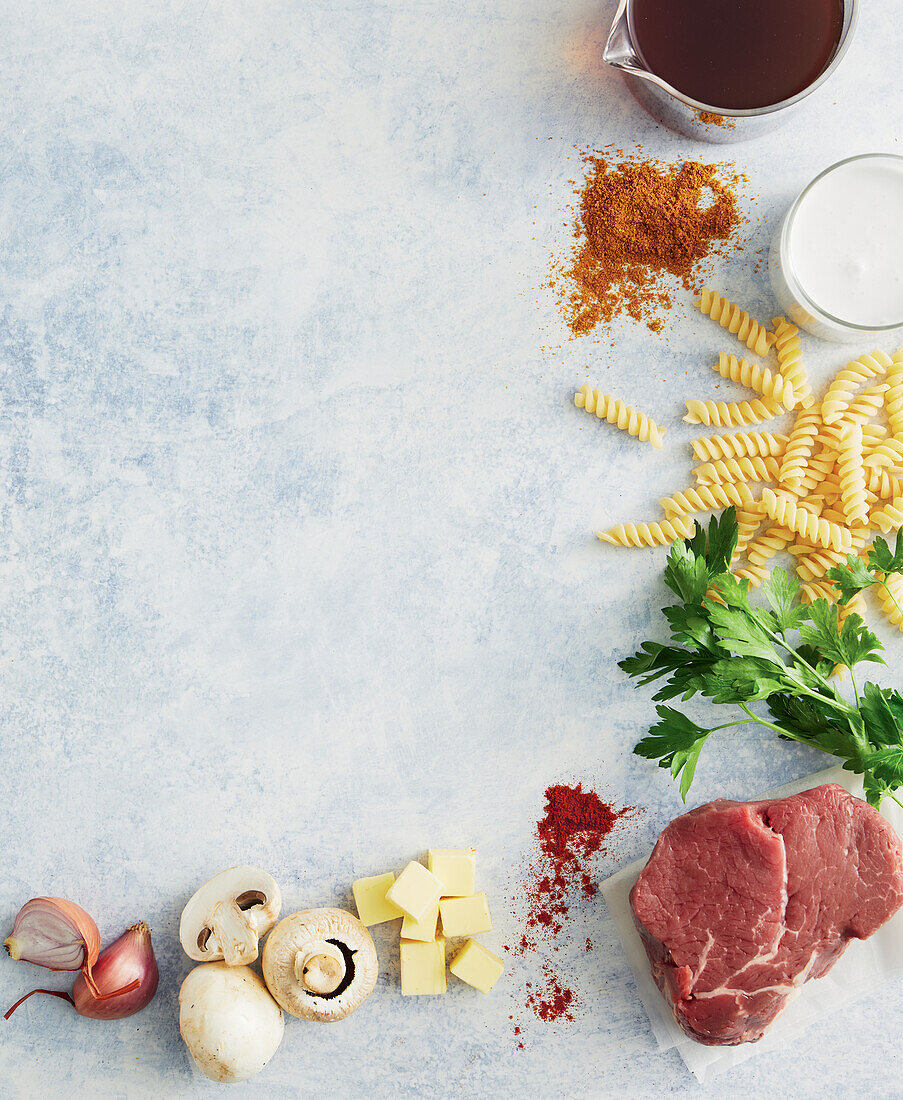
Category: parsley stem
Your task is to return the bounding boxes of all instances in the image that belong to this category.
[848,667,861,708]
[737,703,836,756]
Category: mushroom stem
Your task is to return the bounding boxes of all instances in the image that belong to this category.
[211,902,260,966]
[294,941,346,995]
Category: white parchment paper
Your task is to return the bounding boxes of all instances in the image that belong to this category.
[600,765,903,1082]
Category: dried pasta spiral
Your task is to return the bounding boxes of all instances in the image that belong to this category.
[880,572,903,629]
[839,591,868,627]
[734,560,770,587]
[869,497,903,535]
[884,350,903,436]
[659,482,755,518]
[863,437,903,470]
[690,431,787,461]
[574,386,666,448]
[778,407,820,489]
[761,488,853,551]
[796,543,863,583]
[732,501,767,559]
[821,351,893,425]
[711,352,797,409]
[788,449,835,498]
[842,383,889,424]
[867,468,903,499]
[836,423,869,527]
[817,419,887,453]
[597,516,695,547]
[772,317,813,409]
[684,397,782,428]
[746,525,797,567]
[800,579,836,604]
[693,456,781,485]
[696,288,775,357]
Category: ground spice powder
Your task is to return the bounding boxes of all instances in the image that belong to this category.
[507,782,635,1030]
[556,150,742,336]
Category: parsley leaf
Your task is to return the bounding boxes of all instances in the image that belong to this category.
[868,530,903,575]
[760,568,809,632]
[798,599,885,671]
[827,554,877,605]
[633,706,712,800]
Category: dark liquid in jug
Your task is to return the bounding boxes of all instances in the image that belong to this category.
[629,0,844,110]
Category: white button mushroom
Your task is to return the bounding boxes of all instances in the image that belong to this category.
[179,867,281,966]
[262,908,379,1022]
[179,963,284,1084]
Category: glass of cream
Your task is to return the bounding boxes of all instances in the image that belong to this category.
[770,153,903,342]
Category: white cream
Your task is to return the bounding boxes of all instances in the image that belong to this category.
[787,155,903,328]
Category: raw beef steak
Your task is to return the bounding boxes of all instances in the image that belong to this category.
[630,783,903,1045]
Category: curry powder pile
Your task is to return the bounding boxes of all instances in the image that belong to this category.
[558,151,742,336]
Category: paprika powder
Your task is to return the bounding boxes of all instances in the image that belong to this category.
[555,150,743,336]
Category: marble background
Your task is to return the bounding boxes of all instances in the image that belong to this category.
[1,1,902,1096]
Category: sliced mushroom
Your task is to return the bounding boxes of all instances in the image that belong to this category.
[180,867,281,966]
[262,908,378,1021]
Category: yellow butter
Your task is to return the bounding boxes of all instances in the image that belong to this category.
[386,861,443,921]
[439,892,492,937]
[401,902,439,942]
[400,937,447,995]
[428,848,476,897]
[352,873,401,926]
[449,938,504,994]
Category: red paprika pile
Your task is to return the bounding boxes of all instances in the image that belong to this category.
[507,782,635,1030]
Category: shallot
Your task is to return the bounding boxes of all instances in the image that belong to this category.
[5,922,158,1021]
[4,897,101,984]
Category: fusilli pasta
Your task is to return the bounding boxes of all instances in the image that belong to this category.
[884,349,903,437]
[575,385,666,448]
[690,431,787,461]
[863,437,903,469]
[772,316,813,409]
[880,571,903,629]
[836,423,869,527]
[869,497,903,535]
[841,383,889,424]
[761,488,853,551]
[711,352,797,409]
[778,407,820,489]
[597,516,695,547]
[821,351,893,425]
[867,469,903,498]
[660,482,755,518]
[696,288,775,357]
[684,397,783,428]
[746,525,797,567]
[693,456,781,485]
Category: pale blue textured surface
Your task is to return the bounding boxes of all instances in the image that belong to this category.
[1,1,903,1097]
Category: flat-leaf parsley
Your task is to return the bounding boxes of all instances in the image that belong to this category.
[621,508,903,807]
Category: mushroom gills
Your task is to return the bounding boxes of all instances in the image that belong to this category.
[295,939,357,1000]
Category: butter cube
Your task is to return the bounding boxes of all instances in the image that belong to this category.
[449,938,504,994]
[400,937,447,995]
[428,848,476,897]
[386,861,443,921]
[401,902,439,942]
[352,873,401,926]
[439,892,492,937]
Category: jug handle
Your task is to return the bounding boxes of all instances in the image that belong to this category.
[602,0,644,72]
